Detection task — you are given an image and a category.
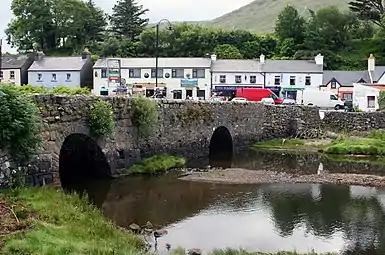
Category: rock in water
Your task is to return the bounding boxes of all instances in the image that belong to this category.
[188,248,202,255]
[129,223,141,233]
[154,229,168,238]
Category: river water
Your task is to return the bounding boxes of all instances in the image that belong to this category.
[73,150,385,254]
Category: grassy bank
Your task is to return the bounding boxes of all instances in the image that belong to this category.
[324,130,385,156]
[0,187,145,254]
[127,154,186,174]
[251,138,330,152]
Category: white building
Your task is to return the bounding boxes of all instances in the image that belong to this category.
[211,53,324,99]
[353,83,381,112]
[93,57,212,100]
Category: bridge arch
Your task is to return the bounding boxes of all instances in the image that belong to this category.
[209,126,233,168]
[59,133,111,187]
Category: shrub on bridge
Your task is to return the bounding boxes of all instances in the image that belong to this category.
[0,84,43,165]
[131,96,157,139]
[89,99,115,137]
[0,84,91,95]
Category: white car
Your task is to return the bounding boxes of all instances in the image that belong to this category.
[260,98,275,105]
[231,97,248,102]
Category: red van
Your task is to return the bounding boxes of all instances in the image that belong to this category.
[235,88,283,104]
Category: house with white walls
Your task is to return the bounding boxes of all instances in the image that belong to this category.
[93,57,211,100]
[353,83,382,111]
[211,53,324,99]
[320,71,369,101]
[1,54,35,85]
[28,49,94,89]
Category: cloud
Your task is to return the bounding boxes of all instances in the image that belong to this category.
[2,0,254,52]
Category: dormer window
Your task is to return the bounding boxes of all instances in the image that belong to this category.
[331,80,337,89]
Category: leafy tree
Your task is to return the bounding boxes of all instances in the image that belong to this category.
[110,0,149,40]
[214,44,243,59]
[275,5,306,44]
[84,0,107,44]
[349,0,384,27]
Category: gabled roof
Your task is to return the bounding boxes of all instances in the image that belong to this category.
[370,66,385,82]
[93,58,211,68]
[28,56,88,71]
[1,55,30,69]
[211,59,261,72]
[261,60,323,73]
[322,71,370,86]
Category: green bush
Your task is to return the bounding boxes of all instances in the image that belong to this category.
[131,96,157,139]
[127,154,185,174]
[0,84,43,164]
[0,84,91,95]
[89,99,115,137]
[324,137,385,155]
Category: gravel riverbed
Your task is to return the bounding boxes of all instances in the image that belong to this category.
[179,168,385,187]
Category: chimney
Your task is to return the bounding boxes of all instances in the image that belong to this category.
[35,51,45,61]
[82,47,91,59]
[368,54,375,71]
[315,53,324,65]
[260,54,265,64]
[211,54,217,61]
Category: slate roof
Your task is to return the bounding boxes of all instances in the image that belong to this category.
[370,66,385,82]
[94,58,211,68]
[28,56,88,71]
[261,60,323,73]
[211,59,261,72]
[1,55,29,69]
[322,71,370,86]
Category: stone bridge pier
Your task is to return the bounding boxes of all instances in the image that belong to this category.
[0,95,322,187]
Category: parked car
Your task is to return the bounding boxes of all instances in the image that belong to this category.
[231,97,248,102]
[297,90,345,110]
[235,88,283,104]
[260,98,275,105]
[282,98,296,105]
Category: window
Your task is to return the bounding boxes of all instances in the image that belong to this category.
[274,76,281,85]
[37,73,42,81]
[289,76,296,86]
[101,69,107,78]
[186,89,193,98]
[197,90,205,99]
[235,75,242,83]
[51,73,57,81]
[173,90,182,99]
[193,69,205,78]
[0,71,3,79]
[129,68,141,78]
[342,93,353,101]
[219,75,226,83]
[66,73,71,81]
[330,94,338,100]
[172,69,184,78]
[270,93,278,100]
[305,76,311,85]
[368,96,375,108]
[10,71,15,79]
[250,75,256,84]
[331,80,337,89]
[151,68,163,78]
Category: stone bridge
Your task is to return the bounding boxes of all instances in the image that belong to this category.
[1,95,322,187]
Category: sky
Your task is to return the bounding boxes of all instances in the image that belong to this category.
[1,0,254,53]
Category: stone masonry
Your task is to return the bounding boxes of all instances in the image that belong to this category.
[0,95,323,186]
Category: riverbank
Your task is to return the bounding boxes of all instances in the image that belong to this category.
[0,187,337,255]
[180,168,385,187]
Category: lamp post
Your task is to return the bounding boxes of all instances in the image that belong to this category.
[155,19,172,87]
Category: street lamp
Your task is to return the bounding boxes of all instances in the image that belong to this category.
[155,19,172,87]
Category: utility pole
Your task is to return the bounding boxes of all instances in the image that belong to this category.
[155,19,172,87]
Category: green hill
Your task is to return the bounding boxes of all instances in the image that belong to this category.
[207,0,351,33]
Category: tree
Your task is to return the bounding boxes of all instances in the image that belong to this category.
[349,0,384,27]
[275,5,306,44]
[84,0,107,44]
[110,0,149,40]
[214,44,243,59]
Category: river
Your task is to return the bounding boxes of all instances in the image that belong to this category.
[69,150,385,254]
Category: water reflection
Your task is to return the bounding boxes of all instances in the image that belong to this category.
[69,151,385,254]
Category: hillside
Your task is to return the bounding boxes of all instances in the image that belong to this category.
[207,0,350,33]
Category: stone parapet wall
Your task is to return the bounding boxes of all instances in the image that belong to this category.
[322,111,385,132]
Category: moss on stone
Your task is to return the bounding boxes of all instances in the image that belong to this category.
[127,154,186,174]
[175,102,213,124]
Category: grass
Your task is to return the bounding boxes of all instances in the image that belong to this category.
[252,138,306,149]
[126,154,186,174]
[324,130,385,156]
[208,0,349,32]
[1,187,146,255]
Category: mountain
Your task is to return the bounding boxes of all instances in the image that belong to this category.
[206,0,351,33]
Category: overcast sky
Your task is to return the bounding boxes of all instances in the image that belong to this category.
[1,0,253,53]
